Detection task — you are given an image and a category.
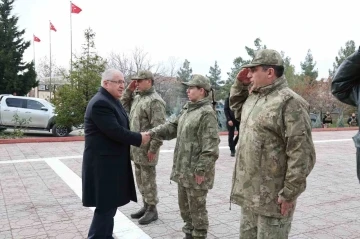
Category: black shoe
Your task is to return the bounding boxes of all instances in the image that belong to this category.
[138,205,158,225]
[184,234,193,239]
[231,150,235,157]
[130,202,148,219]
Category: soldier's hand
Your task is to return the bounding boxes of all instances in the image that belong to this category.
[277,197,294,216]
[236,68,251,85]
[195,175,205,185]
[127,80,137,92]
[228,120,233,127]
[140,132,150,145]
[147,151,156,162]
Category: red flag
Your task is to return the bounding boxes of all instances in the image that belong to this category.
[71,3,82,14]
[50,22,57,32]
[33,35,41,42]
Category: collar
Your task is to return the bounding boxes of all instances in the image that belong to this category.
[185,98,211,112]
[138,86,155,96]
[252,76,288,96]
[99,87,119,102]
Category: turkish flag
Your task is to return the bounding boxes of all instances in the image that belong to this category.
[71,3,82,14]
[33,35,41,42]
[50,22,57,32]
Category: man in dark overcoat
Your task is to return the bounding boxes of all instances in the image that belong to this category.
[82,68,150,238]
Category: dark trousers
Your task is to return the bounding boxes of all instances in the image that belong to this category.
[88,207,117,239]
[227,121,240,151]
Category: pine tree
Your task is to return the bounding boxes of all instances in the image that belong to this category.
[0,0,38,95]
[329,40,356,77]
[206,61,223,90]
[300,49,318,84]
[176,59,192,99]
[53,28,106,127]
[177,59,192,82]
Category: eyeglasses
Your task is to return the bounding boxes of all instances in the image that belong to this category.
[107,80,125,85]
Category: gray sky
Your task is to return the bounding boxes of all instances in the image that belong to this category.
[13,0,360,80]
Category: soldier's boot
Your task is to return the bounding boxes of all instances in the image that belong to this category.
[138,205,158,225]
[183,234,193,239]
[130,201,148,219]
[230,150,235,157]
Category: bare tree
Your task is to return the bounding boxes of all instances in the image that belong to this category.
[107,47,167,83]
[167,56,180,77]
[36,56,66,78]
[107,52,135,82]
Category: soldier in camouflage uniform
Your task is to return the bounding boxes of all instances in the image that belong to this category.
[121,70,166,225]
[148,75,220,239]
[229,49,316,239]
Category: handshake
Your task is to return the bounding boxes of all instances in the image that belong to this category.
[140,132,151,145]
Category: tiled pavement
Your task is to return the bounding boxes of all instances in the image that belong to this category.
[0,131,360,238]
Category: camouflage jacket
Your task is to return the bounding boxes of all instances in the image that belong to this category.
[149,98,220,190]
[121,87,166,166]
[229,76,316,218]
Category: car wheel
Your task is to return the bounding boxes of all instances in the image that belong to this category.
[52,124,70,137]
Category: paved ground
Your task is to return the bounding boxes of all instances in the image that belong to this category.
[0,131,360,239]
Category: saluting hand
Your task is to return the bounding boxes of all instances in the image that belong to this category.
[127,80,137,92]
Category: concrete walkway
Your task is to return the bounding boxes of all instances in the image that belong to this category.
[0,131,360,238]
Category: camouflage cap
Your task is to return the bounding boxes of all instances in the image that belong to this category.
[182,74,211,91]
[132,70,154,80]
[242,49,284,68]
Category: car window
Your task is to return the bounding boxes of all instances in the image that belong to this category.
[27,100,45,110]
[5,98,24,108]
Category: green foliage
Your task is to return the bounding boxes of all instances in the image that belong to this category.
[177,59,192,99]
[300,49,318,83]
[219,38,266,100]
[0,112,31,138]
[53,28,106,127]
[0,0,38,95]
[177,59,192,82]
[206,61,224,100]
[329,40,357,77]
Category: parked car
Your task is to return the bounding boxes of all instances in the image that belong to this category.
[0,95,71,137]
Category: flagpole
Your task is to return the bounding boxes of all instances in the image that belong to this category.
[49,21,52,101]
[33,36,35,68]
[70,1,73,73]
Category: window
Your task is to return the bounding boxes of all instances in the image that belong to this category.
[5,98,23,108]
[27,100,45,110]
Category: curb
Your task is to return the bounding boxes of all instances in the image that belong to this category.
[0,136,85,144]
[0,127,358,144]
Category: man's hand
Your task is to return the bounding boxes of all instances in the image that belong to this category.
[147,151,156,162]
[228,120,233,127]
[140,132,150,145]
[195,175,205,185]
[127,80,137,92]
[277,197,294,216]
[236,68,251,85]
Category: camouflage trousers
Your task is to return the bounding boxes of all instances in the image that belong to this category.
[240,207,293,239]
[178,185,208,238]
[134,163,158,205]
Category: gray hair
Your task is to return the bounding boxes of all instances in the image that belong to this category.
[101,69,124,86]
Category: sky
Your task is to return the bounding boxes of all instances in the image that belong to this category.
[12,0,360,80]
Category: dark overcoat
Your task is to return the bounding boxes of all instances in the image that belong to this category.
[332,47,360,182]
[82,87,142,210]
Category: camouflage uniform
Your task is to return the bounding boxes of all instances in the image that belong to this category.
[121,71,166,206]
[229,49,316,239]
[149,75,220,239]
